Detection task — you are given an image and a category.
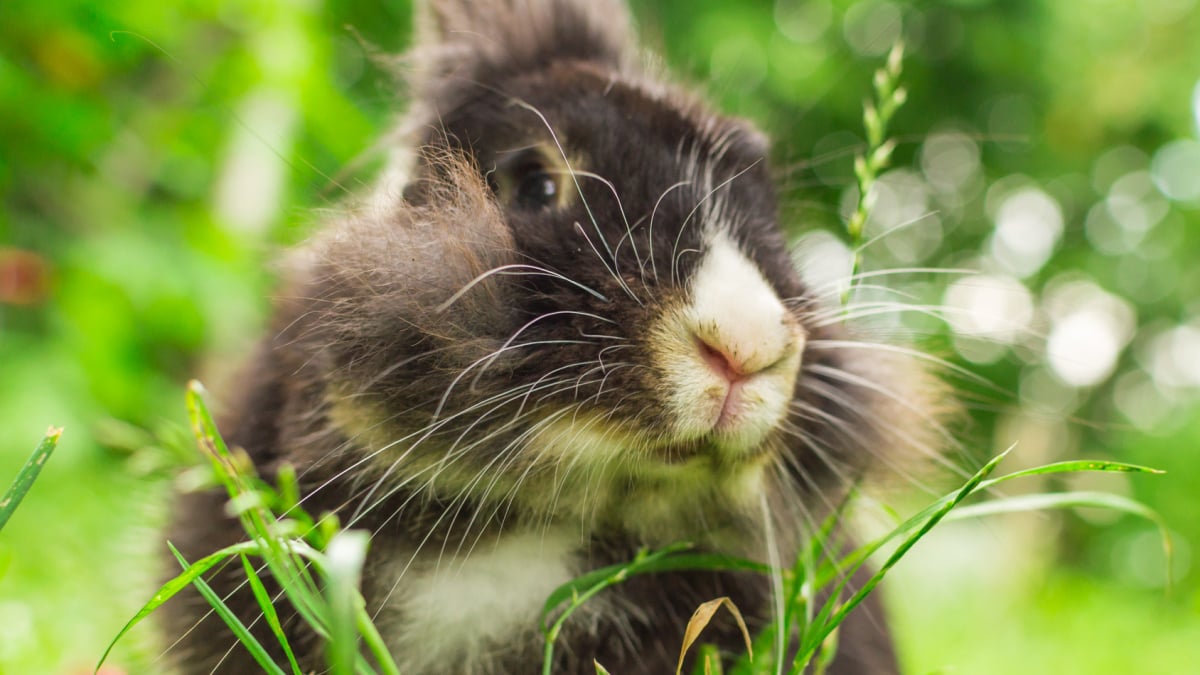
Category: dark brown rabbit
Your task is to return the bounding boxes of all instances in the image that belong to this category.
[163,0,950,673]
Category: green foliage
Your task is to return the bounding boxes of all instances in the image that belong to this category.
[108,386,1164,674]
[99,383,402,675]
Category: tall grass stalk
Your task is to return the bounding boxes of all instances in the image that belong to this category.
[843,41,907,306]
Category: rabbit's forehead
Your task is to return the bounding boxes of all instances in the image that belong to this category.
[437,64,769,200]
[412,62,798,306]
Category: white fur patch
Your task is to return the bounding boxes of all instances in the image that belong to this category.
[686,232,795,372]
[384,529,577,674]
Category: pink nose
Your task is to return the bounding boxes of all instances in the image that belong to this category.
[696,337,749,383]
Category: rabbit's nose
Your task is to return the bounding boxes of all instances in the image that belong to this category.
[685,233,804,380]
[696,336,747,382]
[691,318,799,384]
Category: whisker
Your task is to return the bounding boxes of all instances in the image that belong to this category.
[566,168,644,277]
[671,157,763,285]
[853,210,941,255]
[437,263,609,311]
[434,338,597,419]
[806,338,1002,393]
[648,179,692,284]
[573,220,643,305]
[510,99,642,304]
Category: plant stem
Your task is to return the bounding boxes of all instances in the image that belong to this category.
[842,41,908,307]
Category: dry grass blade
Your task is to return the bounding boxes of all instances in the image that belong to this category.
[674,597,753,675]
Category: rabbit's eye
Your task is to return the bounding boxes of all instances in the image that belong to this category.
[492,149,567,212]
[514,166,558,210]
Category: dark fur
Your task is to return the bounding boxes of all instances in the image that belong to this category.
[163,1,947,673]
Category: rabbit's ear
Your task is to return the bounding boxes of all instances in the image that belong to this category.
[414,0,633,81]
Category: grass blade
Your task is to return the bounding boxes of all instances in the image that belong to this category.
[692,644,723,675]
[186,382,332,638]
[540,545,769,675]
[947,490,1166,524]
[169,544,289,675]
[0,427,61,532]
[947,490,1173,585]
[978,460,1164,491]
[242,555,304,675]
[541,546,767,623]
[95,539,263,673]
[357,602,402,675]
[796,447,1012,665]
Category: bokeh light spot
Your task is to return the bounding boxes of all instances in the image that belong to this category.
[943,273,1033,344]
[920,130,981,195]
[1043,280,1136,388]
[989,187,1063,278]
[774,0,833,44]
[1151,139,1200,202]
[843,1,902,57]
[793,230,854,299]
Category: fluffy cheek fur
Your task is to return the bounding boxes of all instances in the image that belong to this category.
[310,217,815,542]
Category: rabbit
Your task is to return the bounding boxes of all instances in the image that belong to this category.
[163,0,951,673]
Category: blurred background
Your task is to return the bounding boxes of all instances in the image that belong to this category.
[2,0,1198,672]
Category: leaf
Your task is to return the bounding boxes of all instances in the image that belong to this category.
[946,491,1173,586]
[675,597,752,675]
[169,544,289,675]
[95,539,263,673]
[241,555,303,675]
[0,427,61,532]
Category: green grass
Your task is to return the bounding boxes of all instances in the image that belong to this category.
[87,383,1166,675]
[892,542,1200,674]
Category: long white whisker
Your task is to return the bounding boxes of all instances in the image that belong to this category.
[853,210,941,254]
[466,309,616,391]
[806,338,1003,392]
[437,263,608,311]
[510,99,641,304]
[434,338,597,419]
[671,157,762,284]
[568,169,644,275]
[572,220,642,305]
